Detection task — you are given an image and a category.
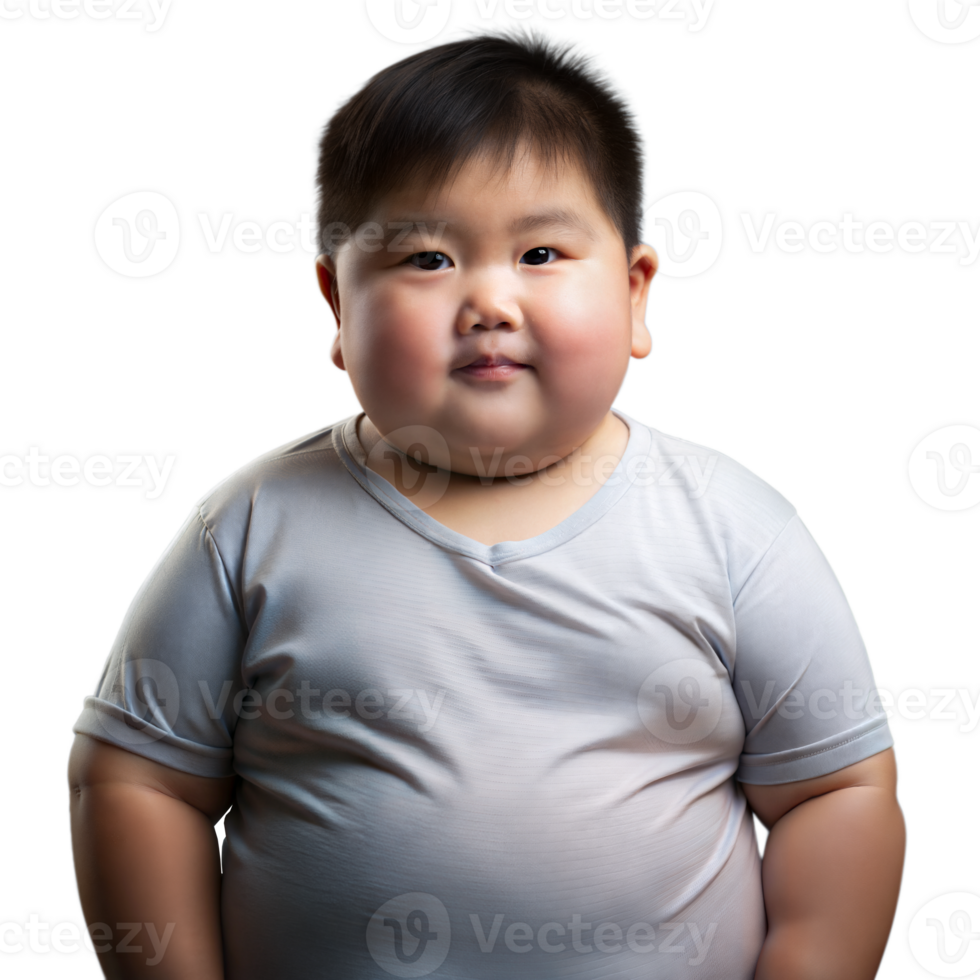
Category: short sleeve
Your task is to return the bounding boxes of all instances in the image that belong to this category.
[72,509,248,778]
[732,514,892,784]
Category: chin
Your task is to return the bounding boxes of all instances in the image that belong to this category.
[442,411,540,456]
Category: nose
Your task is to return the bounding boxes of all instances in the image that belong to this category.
[455,270,524,335]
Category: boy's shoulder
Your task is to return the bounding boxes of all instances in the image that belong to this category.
[627,415,799,564]
[193,417,357,532]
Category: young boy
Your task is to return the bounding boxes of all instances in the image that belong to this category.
[69,34,904,980]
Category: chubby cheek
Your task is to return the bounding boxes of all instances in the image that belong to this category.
[530,270,633,420]
[340,279,454,424]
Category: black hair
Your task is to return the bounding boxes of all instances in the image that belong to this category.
[315,32,643,256]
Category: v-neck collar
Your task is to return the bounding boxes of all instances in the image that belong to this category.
[334,410,651,567]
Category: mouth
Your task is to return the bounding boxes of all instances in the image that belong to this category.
[455,354,530,382]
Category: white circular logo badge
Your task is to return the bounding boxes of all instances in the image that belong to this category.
[645,191,723,278]
[365,0,453,43]
[367,892,451,977]
[909,0,980,44]
[909,892,980,977]
[909,425,980,511]
[638,659,724,745]
[95,658,181,745]
[94,191,180,278]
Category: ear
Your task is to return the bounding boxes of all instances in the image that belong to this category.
[627,243,657,359]
[316,254,346,371]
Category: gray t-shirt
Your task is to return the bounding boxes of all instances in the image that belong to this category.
[73,412,892,980]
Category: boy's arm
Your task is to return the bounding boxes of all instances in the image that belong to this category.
[68,733,236,979]
[741,747,905,980]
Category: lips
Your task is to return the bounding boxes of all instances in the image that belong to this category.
[455,354,529,381]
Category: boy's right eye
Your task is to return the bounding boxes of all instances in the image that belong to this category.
[407,251,452,271]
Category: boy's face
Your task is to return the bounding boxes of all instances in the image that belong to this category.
[317,149,656,475]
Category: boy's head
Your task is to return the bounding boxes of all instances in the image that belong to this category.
[310,22,652,254]
[315,33,657,475]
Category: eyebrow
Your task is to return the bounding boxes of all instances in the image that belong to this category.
[509,208,596,239]
[380,208,596,240]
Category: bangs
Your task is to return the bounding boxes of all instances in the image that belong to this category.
[371,83,601,213]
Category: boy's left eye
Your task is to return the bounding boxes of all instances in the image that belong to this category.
[408,251,452,271]
[520,247,558,266]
